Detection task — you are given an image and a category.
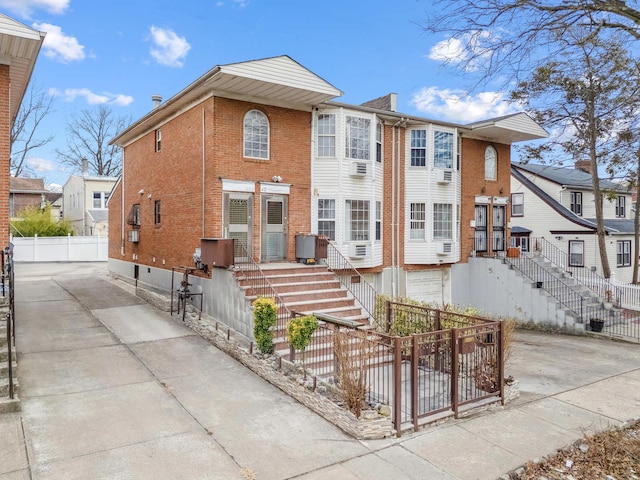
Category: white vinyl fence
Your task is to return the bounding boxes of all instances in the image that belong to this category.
[12,235,108,262]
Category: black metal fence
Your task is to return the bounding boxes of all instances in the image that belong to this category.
[2,245,15,400]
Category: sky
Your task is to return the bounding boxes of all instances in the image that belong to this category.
[1,0,521,190]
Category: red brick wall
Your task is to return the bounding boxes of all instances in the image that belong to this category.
[110,96,312,270]
[460,137,511,263]
[0,65,10,247]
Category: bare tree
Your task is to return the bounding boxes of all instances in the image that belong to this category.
[10,82,55,177]
[511,29,640,278]
[56,104,131,177]
[422,1,640,89]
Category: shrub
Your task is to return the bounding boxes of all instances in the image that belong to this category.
[334,329,373,418]
[11,205,74,237]
[253,297,277,354]
[286,314,318,377]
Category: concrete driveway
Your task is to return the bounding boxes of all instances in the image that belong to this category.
[2,262,639,480]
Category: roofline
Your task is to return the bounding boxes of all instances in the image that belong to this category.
[512,162,629,193]
[511,165,607,233]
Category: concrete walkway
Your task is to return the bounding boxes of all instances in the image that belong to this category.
[2,262,640,480]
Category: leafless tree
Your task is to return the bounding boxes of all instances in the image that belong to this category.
[10,82,55,177]
[56,104,131,177]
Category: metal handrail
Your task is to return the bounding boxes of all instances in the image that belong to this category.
[232,242,293,334]
[3,245,14,399]
[536,237,621,305]
[319,241,377,321]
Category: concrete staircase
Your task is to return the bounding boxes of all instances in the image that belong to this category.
[0,305,19,414]
[236,263,372,371]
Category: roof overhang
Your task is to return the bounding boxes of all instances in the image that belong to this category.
[463,112,549,144]
[112,56,343,147]
[0,14,46,124]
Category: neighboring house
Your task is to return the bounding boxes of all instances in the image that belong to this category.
[0,15,45,248]
[44,191,63,220]
[63,160,117,236]
[511,161,635,282]
[108,55,547,309]
[9,177,47,218]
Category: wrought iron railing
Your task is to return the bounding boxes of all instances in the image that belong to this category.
[2,245,15,400]
[319,242,377,321]
[232,241,292,335]
[535,237,621,306]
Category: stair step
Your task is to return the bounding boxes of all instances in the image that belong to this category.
[278,288,349,302]
[0,377,19,397]
[0,360,17,376]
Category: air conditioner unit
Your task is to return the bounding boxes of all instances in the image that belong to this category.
[436,241,452,255]
[349,244,367,259]
[349,161,368,177]
[128,230,139,243]
[436,169,453,184]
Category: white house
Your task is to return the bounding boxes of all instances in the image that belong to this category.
[510,161,635,282]
[63,160,118,236]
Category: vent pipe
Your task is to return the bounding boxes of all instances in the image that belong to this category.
[151,94,162,108]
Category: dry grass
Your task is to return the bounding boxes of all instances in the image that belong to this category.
[514,420,640,479]
[333,329,375,418]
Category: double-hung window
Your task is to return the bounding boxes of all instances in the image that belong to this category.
[93,192,109,209]
[376,122,383,163]
[154,200,161,225]
[569,240,584,267]
[433,203,453,240]
[434,130,453,169]
[616,196,626,218]
[410,203,426,239]
[345,200,369,241]
[345,116,370,160]
[243,110,269,159]
[317,199,336,240]
[155,129,161,152]
[617,240,631,267]
[410,130,426,167]
[317,114,335,157]
[511,193,524,216]
[375,201,381,240]
[570,192,582,216]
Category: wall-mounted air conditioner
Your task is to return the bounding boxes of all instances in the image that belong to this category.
[128,230,139,243]
[349,244,367,259]
[436,169,453,184]
[349,161,368,177]
[436,241,452,255]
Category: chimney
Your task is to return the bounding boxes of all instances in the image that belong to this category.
[81,158,88,177]
[574,160,592,175]
[389,93,398,112]
[151,94,162,108]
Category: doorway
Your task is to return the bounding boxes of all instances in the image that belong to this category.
[261,194,288,262]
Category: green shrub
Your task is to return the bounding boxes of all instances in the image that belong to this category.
[11,205,74,237]
[253,297,277,354]
[287,314,318,377]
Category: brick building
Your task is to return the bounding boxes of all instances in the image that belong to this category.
[0,15,45,248]
[109,56,547,308]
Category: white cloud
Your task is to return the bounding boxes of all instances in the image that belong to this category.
[234,0,248,7]
[50,88,134,106]
[428,31,495,72]
[0,0,69,18]
[149,26,190,68]
[46,182,63,193]
[411,87,518,123]
[27,156,58,173]
[33,22,85,63]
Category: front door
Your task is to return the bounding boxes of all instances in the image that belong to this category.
[492,205,506,252]
[474,205,488,253]
[261,195,288,262]
[223,193,253,258]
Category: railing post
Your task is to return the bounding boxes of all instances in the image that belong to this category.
[6,312,12,399]
[385,300,391,333]
[498,322,505,405]
[393,336,403,436]
[451,328,459,418]
[411,334,419,431]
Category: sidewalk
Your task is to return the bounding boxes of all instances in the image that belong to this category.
[2,262,639,480]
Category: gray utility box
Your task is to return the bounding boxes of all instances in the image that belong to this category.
[200,238,235,268]
[295,234,316,260]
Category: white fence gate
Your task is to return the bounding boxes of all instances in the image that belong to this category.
[12,235,108,262]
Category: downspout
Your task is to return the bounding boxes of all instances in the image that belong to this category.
[391,119,400,297]
[121,148,125,255]
[202,107,206,238]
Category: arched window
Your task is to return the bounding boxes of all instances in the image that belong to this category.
[243,110,269,159]
[485,145,497,181]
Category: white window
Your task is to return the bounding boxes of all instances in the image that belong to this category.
[317,199,336,240]
[345,199,369,241]
[511,193,524,216]
[569,240,584,267]
[410,203,426,239]
[433,203,453,240]
[617,240,631,267]
[411,130,427,167]
[345,116,370,160]
[485,145,497,180]
[93,192,109,209]
[243,110,269,159]
[155,129,161,152]
[376,122,383,163]
[317,114,335,157]
[434,130,453,169]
